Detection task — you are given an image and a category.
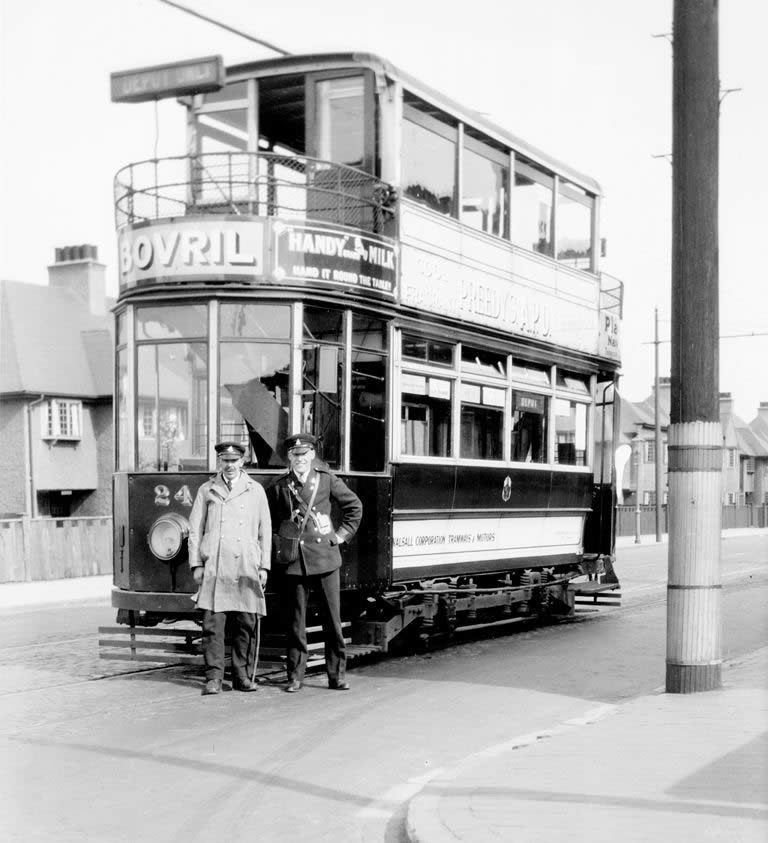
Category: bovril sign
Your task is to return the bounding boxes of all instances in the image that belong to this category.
[118,219,266,290]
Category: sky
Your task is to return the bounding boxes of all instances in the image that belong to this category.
[1,0,766,420]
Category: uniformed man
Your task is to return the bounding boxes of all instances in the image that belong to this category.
[188,441,272,695]
[267,433,362,692]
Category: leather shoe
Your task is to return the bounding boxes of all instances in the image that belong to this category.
[201,679,222,696]
[233,678,259,692]
[285,679,303,693]
[328,678,350,691]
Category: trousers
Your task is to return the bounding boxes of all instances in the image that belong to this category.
[201,610,258,682]
[284,569,345,682]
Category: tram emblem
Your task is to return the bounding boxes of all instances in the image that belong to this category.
[502,475,512,502]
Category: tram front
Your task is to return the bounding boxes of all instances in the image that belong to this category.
[110,55,397,628]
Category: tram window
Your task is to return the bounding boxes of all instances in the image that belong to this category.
[557,181,594,271]
[462,140,509,239]
[116,348,129,471]
[315,77,365,167]
[350,349,386,471]
[461,345,507,377]
[136,305,207,341]
[352,314,387,350]
[509,359,551,387]
[593,381,616,484]
[511,391,548,463]
[460,383,504,460]
[302,345,343,469]
[304,306,344,343]
[219,343,290,468]
[137,343,208,471]
[116,311,126,347]
[510,160,553,257]
[220,303,291,339]
[402,334,454,366]
[402,109,457,217]
[556,370,590,395]
[554,398,587,466]
[401,375,452,457]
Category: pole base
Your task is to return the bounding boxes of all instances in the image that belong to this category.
[666,662,721,693]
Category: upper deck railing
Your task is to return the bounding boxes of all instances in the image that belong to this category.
[114,152,396,233]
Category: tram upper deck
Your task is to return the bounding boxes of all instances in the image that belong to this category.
[115,52,622,359]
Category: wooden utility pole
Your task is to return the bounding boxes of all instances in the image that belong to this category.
[667,0,721,692]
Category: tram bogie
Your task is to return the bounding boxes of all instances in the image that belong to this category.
[104,50,624,663]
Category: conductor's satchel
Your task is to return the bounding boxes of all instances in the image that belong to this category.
[275,519,301,564]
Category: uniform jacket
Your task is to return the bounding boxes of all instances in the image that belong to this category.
[188,471,272,615]
[266,460,362,577]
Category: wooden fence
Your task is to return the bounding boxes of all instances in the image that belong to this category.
[616,504,768,537]
[0,517,112,583]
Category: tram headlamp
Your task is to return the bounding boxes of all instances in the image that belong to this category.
[148,512,190,561]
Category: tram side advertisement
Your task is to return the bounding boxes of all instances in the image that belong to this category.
[272,220,397,298]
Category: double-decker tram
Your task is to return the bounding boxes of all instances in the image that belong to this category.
[105,51,623,660]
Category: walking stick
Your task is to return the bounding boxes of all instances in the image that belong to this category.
[250,614,261,685]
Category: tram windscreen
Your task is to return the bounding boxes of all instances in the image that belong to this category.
[225,380,288,468]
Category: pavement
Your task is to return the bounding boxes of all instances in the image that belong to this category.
[2,528,767,842]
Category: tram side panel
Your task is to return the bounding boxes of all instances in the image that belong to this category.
[390,464,592,583]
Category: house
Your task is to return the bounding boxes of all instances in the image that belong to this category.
[0,245,114,518]
[617,380,768,509]
[748,403,768,505]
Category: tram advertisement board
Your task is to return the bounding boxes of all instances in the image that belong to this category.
[118,218,266,290]
[272,221,397,298]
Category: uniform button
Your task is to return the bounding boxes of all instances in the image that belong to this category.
[300,540,304,545]
[237,537,241,542]
[316,538,321,543]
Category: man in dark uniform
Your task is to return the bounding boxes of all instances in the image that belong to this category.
[267,433,362,692]
[188,441,271,695]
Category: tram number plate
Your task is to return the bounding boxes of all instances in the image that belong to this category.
[154,484,194,508]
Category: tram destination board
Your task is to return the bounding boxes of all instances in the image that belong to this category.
[111,56,224,103]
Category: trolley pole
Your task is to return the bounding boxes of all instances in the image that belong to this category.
[667,0,721,693]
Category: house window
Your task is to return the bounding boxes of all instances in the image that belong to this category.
[726,448,737,469]
[41,399,82,440]
[745,458,755,474]
[645,440,656,463]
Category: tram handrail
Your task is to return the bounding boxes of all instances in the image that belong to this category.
[113,152,396,234]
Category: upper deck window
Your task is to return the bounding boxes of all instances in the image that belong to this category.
[402,100,457,217]
[315,76,365,168]
[557,179,594,271]
[510,159,554,257]
[462,132,509,239]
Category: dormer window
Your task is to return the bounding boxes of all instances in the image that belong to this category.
[41,399,82,440]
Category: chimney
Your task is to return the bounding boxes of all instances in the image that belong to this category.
[653,375,672,415]
[719,391,734,416]
[758,401,768,420]
[48,244,106,316]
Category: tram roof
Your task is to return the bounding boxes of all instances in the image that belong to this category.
[226,52,603,196]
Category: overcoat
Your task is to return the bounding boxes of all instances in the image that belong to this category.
[188,471,271,615]
[267,461,362,577]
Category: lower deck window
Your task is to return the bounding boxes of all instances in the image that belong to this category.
[460,384,504,459]
[401,375,452,457]
[555,399,587,466]
[511,391,548,463]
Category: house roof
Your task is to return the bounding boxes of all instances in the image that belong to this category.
[0,280,114,398]
[732,413,768,458]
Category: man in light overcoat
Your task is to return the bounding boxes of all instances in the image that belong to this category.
[189,441,271,695]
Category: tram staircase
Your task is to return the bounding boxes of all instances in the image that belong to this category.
[98,620,383,680]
